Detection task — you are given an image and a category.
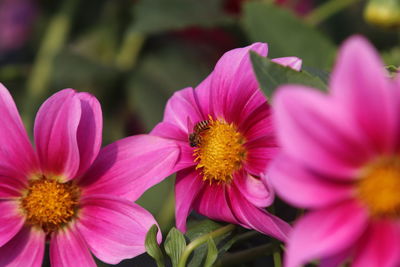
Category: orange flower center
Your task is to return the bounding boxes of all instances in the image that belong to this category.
[20,176,80,233]
[357,157,400,218]
[193,118,246,184]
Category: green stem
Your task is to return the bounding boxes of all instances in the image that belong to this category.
[273,250,282,267]
[24,0,78,126]
[177,224,236,267]
[305,0,360,26]
[215,242,280,267]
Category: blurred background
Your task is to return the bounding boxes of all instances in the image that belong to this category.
[0,0,398,266]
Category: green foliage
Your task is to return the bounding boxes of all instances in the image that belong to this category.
[204,238,218,267]
[185,221,237,267]
[164,228,187,267]
[242,2,336,69]
[145,225,165,267]
[132,0,231,34]
[250,52,328,100]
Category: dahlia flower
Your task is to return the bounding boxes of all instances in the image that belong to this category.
[269,36,400,267]
[0,86,178,266]
[151,43,301,241]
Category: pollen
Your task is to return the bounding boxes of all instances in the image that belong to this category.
[20,177,80,233]
[357,157,400,218]
[193,118,246,184]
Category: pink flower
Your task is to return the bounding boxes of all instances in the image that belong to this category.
[151,43,302,241]
[269,36,400,267]
[0,85,179,266]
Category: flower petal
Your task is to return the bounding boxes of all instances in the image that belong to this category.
[50,225,96,267]
[330,36,399,154]
[151,121,188,141]
[76,195,161,264]
[271,56,302,71]
[175,167,204,232]
[273,85,372,179]
[352,220,400,267]
[0,176,25,198]
[244,135,278,176]
[0,83,37,181]
[34,89,81,180]
[285,200,368,267]
[233,171,274,207]
[79,135,179,201]
[210,43,268,123]
[162,87,204,134]
[0,226,45,267]
[192,184,239,225]
[0,200,25,247]
[75,92,102,178]
[268,154,354,209]
[228,185,291,241]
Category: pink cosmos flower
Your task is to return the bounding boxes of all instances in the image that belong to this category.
[269,36,400,267]
[151,43,302,241]
[0,85,179,266]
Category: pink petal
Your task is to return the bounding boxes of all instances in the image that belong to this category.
[271,56,302,71]
[192,183,239,225]
[233,171,274,207]
[162,87,204,134]
[34,89,81,180]
[268,153,354,209]
[244,135,279,176]
[79,135,179,201]
[237,89,271,135]
[0,200,25,247]
[285,200,368,267]
[50,225,96,267]
[0,176,25,198]
[194,74,213,118]
[0,226,45,267]
[175,167,204,232]
[353,220,400,267]
[0,83,38,182]
[228,185,291,241]
[274,85,373,179]
[76,195,162,264]
[210,43,268,123]
[75,92,102,178]
[151,121,188,141]
[330,36,400,154]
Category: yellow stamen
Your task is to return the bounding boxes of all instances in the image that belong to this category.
[194,118,246,184]
[357,157,400,218]
[20,176,80,233]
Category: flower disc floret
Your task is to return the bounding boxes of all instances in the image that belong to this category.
[358,157,400,218]
[20,176,80,233]
[194,118,246,184]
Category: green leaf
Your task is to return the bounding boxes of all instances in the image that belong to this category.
[132,0,231,34]
[186,221,237,267]
[250,52,328,99]
[242,2,336,69]
[164,227,187,267]
[145,225,165,267]
[204,238,218,267]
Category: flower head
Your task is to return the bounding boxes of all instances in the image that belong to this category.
[151,43,302,241]
[0,85,179,266]
[269,36,400,267]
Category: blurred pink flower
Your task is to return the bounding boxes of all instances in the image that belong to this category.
[151,43,301,241]
[269,36,400,267]
[0,85,179,266]
[0,0,37,53]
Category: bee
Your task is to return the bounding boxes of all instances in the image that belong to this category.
[189,120,211,147]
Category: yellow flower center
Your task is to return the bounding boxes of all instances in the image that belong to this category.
[20,177,80,233]
[193,118,246,184]
[357,157,400,218]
